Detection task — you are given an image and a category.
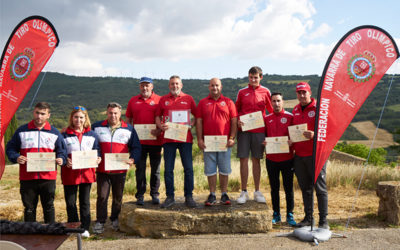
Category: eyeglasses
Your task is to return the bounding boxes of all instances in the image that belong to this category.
[74,106,86,111]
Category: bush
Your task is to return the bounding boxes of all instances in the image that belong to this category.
[334,142,387,166]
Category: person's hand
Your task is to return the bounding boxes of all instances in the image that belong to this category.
[66,158,72,168]
[262,140,267,146]
[161,123,169,131]
[17,155,27,164]
[238,121,244,129]
[60,127,67,133]
[151,128,161,137]
[198,139,206,150]
[303,130,314,140]
[96,157,102,165]
[226,138,235,148]
[56,158,63,166]
[288,139,293,146]
[126,158,135,167]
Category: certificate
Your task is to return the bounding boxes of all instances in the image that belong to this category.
[265,136,289,154]
[204,135,227,152]
[288,123,308,142]
[27,152,56,172]
[135,124,157,140]
[164,122,189,142]
[72,150,98,169]
[170,110,190,124]
[240,111,265,131]
[104,153,130,171]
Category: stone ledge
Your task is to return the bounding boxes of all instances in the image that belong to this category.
[119,197,272,238]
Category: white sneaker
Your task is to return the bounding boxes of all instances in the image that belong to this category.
[237,191,250,204]
[93,222,104,234]
[81,230,90,238]
[254,191,266,203]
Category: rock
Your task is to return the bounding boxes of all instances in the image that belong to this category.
[376,181,400,225]
[119,198,272,238]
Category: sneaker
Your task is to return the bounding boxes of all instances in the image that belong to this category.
[152,196,160,205]
[286,213,297,227]
[136,196,144,206]
[237,191,249,204]
[161,196,175,208]
[93,222,104,234]
[185,196,197,208]
[272,212,281,224]
[205,194,217,206]
[297,216,314,227]
[319,218,329,229]
[111,219,119,231]
[220,193,231,205]
[81,230,90,238]
[253,191,266,203]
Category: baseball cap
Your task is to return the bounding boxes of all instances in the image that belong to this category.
[296,82,311,92]
[139,77,153,84]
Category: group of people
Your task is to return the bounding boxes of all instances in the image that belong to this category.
[5,66,328,238]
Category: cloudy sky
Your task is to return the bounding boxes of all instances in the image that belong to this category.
[1,0,399,79]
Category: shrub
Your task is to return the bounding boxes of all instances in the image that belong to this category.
[334,142,387,166]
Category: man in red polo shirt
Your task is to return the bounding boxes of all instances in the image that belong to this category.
[263,93,296,226]
[235,66,273,204]
[155,75,197,208]
[292,82,328,229]
[196,78,237,205]
[126,77,162,205]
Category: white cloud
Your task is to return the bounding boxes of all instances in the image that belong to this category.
[307,23,332,40]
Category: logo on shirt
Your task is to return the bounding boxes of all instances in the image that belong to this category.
[308,111,315,118]
[206,102,212,105]
[150,100,155,106]
[245,93,250,97]
[280,117,287,124]
[45,137,52,145]
[220,101,226,106]
[136,101,143,104]
[165,101,170,106]
[181,101,187,105]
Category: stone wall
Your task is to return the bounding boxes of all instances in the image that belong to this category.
[328,150,366,165]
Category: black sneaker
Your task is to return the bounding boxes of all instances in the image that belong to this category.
[161,196,175,208]
[220,193,231,205]
[205,194,217,206]
[152,195,160,205]
[296,216,314,227]
[136,196,144,206]
[185,196,197,208]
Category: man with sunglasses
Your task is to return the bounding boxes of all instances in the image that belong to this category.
[92,102,141,233]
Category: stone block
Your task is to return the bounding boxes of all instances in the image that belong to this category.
[376,181,400,225]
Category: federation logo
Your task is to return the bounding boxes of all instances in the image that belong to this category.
[165,101,170,106]
[149,100,155,106]
[280,117,287,124]
[220,101,226,106]
[308,111,315,118]
[347,51,376,83]
[10,48,35,81]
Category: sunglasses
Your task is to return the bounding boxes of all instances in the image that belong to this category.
[74,106,86,111]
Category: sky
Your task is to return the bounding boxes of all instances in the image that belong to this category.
[1,0,399,79]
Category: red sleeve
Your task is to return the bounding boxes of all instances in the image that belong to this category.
[265,90,273,114]
[190,96,197,116]
[125,97,134,118]
[155,97,163,116]
[196,100,203,118]
[235,91,242,114]
[228,99,238,118]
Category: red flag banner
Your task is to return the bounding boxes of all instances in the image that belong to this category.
[313,25,399,183]
[0,16,59,179]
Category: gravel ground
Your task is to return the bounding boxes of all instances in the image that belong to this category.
[59,228,400,250]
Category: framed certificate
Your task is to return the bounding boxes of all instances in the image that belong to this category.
[265,136,289,154]
[104,153,130,171]
[27,152,56,172]
[164,122,189,142]
[169,110,190,125]
[204,135,227,152]
[288,123,308,142]
[240,111,265,131]
[72,150,98,169]
[135,124,157,140]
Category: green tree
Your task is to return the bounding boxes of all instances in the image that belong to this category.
[4,115,18,164]
[334,142,387,166]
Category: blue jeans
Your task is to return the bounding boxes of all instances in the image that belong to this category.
[163,142,194,198]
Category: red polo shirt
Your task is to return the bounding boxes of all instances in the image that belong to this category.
[196,94,237,137]
[126,92,162,146]
[235,84,273,133]
[264,109,294,162]
[155,92,196,143]
[292,98,316,157]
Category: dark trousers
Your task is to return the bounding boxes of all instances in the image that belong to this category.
[163,142,194,198]
[63,183,92,230]
[135,145,161,198]
[266,159,294,215]
[294,155,328,219]
[96,172,126,223]
[20,179,56,224]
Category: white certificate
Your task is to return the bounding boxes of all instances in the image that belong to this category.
[171,110,189,123]
[204,135,227,152]
[265,136,290,154]
[288,123,308,142]
[72,150,98,169]
[27,152,56,172]
[164,122,189,142]
[240,111,265,131]
[104,153,130,171]
[135,124,157,140]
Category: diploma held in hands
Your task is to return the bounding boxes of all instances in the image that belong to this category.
[240,111,264,131]
[164,122,189,142]
[72,150,98,169]
[105,153,130,171]
[265,136,289,154]
[288,123,308,142]
[135,124,157,140]
[27,152,56,172]
[204,135,227,152]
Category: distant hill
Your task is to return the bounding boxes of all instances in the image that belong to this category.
[13,72,400,141]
